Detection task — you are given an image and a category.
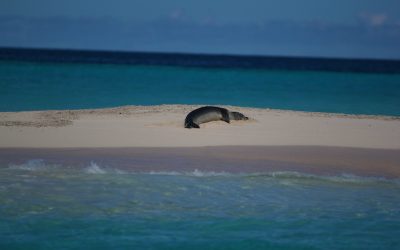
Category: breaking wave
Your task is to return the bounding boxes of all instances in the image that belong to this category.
[4,159,399,185]
[8,159,59,171]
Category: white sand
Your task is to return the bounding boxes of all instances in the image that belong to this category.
[1,105,400,149]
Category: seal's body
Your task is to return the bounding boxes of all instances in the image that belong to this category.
[184,106,248,128]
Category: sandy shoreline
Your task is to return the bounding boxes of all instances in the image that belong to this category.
[1,105,400,177]
[1,105,400,149]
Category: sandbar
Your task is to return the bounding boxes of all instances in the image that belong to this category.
[1,105,400,178]
[1,105,399,148]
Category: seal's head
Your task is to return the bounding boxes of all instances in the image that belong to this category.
[229,111,249,121]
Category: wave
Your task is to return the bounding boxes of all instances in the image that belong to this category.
[84,161,107,174]
[148,169,233,177]
[8,159,60,171]
[5,159,399,185]
[83,161,128,174]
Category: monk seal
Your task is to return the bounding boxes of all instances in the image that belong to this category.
[184,106,248,128]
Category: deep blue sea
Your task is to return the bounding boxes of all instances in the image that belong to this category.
[0,48,400,115]
[1,48,400,249]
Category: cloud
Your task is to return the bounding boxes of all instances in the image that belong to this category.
[358,12,388,27]
[169,9,185,20]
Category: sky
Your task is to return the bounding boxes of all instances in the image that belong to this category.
[1,0,400,59]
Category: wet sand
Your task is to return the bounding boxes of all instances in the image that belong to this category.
[1,146,400,178]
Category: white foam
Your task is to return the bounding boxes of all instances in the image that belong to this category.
[148,170,182,176]
[8,159,56,171]
[256,171,398,185]
[142,170,399,185]
[146,169,231,177]
[323,173,392,184]
[84,161,107,174]
[189,169,232,177]
[5,159,399,185]
[83,161,128,174]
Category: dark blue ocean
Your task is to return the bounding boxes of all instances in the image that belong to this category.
[1,48,400,249]
[1,48,400,115]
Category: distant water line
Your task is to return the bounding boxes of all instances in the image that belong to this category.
[0,48,400,115]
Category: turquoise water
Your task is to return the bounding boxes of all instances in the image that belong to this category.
[1,60,400,115]
[1,162,400,250]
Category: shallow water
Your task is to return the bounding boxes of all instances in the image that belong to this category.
[1,161,399,249]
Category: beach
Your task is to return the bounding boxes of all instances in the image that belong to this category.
[2,105,400,148]
[1,105,400,177]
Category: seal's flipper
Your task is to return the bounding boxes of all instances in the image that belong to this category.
[191,123,200,128]
[185,121,200,129]
[221,109,231,123]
